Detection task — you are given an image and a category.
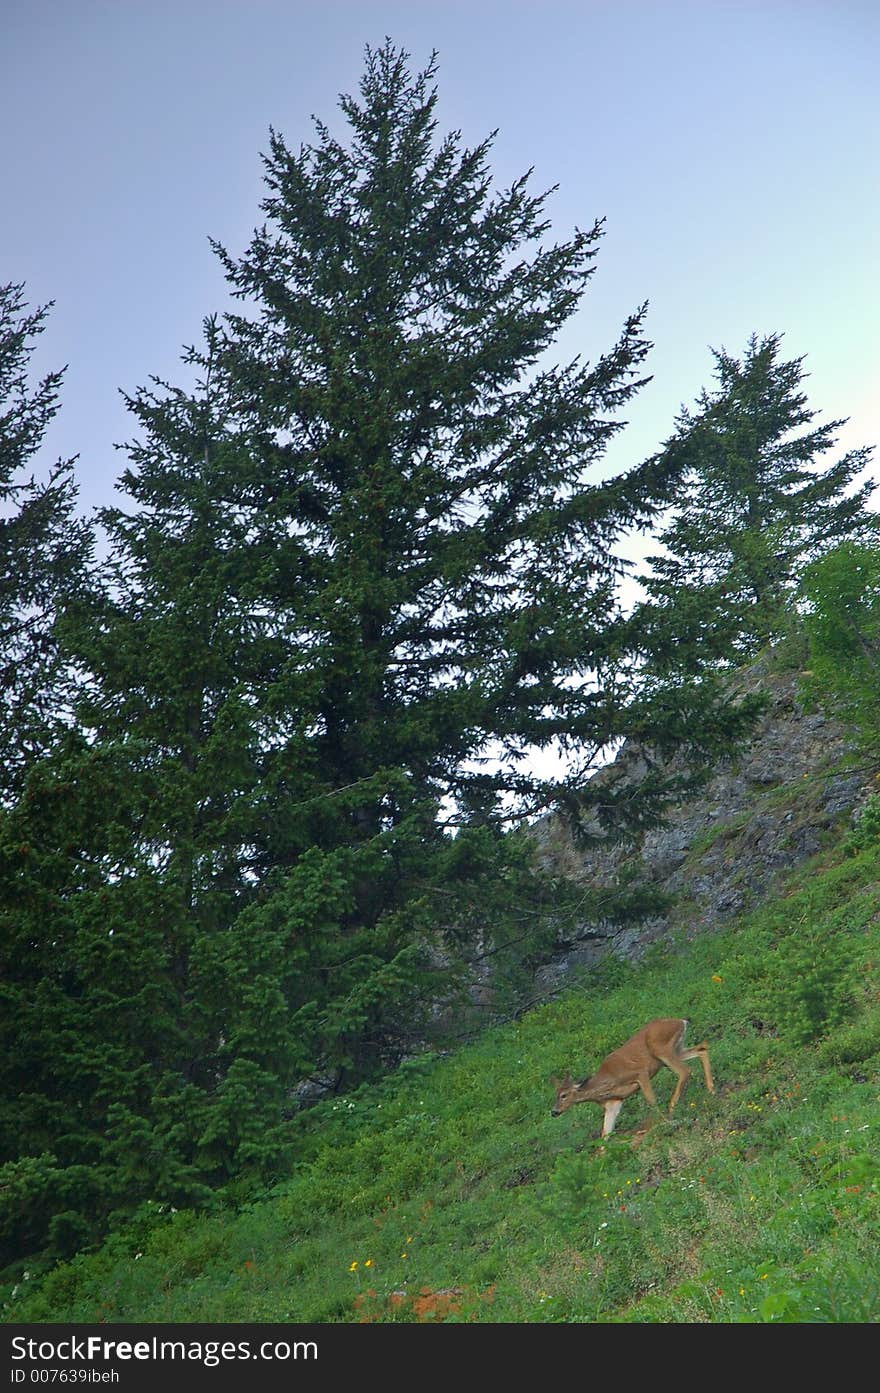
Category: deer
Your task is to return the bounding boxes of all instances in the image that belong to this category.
[550,1018,714,1138]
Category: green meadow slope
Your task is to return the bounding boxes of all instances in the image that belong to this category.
[6,821,880,1325]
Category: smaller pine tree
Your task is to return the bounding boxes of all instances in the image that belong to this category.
[641,333,877,663]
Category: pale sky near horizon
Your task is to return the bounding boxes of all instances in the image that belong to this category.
[2,0,878,529]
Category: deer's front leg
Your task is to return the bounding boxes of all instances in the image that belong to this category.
[601,1099,625,1138]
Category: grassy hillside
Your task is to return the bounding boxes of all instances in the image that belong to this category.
[5,828,880,1325]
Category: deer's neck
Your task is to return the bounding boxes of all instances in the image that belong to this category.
[576,1074,607,1102]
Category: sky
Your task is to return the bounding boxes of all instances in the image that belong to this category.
[2,0,878,528]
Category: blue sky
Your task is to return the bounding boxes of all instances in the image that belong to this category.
[3,0,878,521]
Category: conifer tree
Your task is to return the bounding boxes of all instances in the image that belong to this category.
[641,333,877,661]
[72,40,758,1097]
[212,43,751,832]
[0,326,309,1263]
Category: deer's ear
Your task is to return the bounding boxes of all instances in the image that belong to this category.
[549,1075,561,1089]
[561,1072,573,1088]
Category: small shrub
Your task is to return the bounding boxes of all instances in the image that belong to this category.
[843,794,880,857]
[816,1008,880,1065]
[762,925,854,1044]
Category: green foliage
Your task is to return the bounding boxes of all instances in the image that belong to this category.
[801,541,880,753]
[762,917,855,1044]
[6,833,878,1323]
[639,335,877,665]
[1,42,768,1270]
[4,40,871,1304]
[0,1154,71,1263]
[0,20,873,1334]
[842,793,880,857]
[0,284,92,801]
[816,1007,880,1065]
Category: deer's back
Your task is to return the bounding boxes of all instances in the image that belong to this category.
[594,1017,687,1080]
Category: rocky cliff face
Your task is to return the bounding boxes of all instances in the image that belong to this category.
[529,659,878,994]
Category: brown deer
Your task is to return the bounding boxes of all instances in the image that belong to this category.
[550,1018,714,1138]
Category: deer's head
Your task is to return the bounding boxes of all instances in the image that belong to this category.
[550,1073,584,1116]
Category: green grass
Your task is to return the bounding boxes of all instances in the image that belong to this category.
[4,838,880,1325]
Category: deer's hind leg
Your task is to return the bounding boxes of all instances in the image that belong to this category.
[682,1042,714,1094]
[656,1052,691,1113]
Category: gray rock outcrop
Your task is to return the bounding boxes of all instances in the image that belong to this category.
[529,661,877,992]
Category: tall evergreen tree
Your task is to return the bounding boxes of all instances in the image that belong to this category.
[213,43,751,831]
[63,39,759,1102]
[188,39,758,1075]
[640,333,877,662]
[0,325,306,1265]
